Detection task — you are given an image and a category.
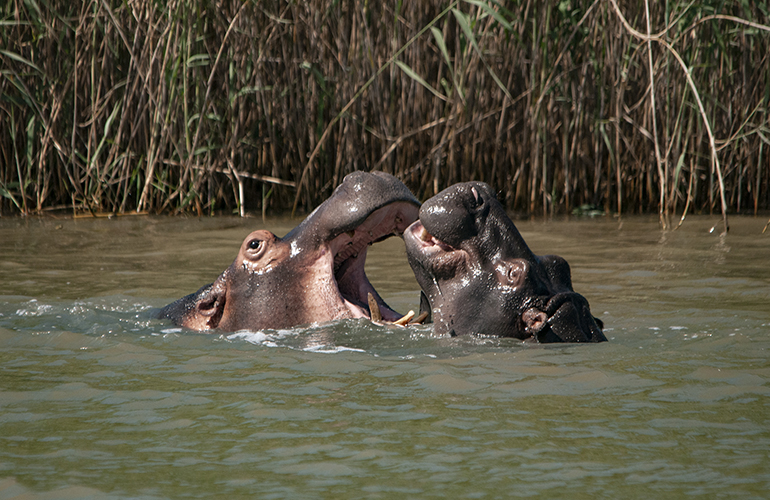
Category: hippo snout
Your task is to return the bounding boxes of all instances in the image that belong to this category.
[523,293,604,343]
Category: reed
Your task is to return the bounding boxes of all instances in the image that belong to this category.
[1,0,768,226]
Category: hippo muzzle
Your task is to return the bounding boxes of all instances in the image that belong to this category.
[522,292,605,343]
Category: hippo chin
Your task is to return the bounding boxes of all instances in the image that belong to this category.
[404,182,606,343]
[159,171,420,332]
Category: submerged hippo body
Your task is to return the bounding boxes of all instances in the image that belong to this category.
[160,171,420,332]
[404,182,606,343]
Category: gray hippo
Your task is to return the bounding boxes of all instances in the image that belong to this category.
[403,182,606,342]
[159,171,420,332]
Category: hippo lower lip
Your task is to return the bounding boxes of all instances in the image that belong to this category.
[405,221,467,281]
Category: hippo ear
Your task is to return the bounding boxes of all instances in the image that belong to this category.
[193,279,226,329]
[495,258,528,289]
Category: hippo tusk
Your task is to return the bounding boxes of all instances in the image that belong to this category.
[368,292,383,322]
[368,294,425,327]
[409,311,429,325]
[392,310,415,326]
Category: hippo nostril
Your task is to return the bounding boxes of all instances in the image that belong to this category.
[522,308,548,335]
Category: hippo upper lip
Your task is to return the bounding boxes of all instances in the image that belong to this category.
[331,202,416,270]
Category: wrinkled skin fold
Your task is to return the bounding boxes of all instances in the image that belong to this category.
[403,182,606,343]
[159,171,420,332]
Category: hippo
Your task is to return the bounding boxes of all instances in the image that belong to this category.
[159,171,420,332]
[403,182,606,342]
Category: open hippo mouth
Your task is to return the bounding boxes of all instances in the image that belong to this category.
[404,220,467,276]
[409,221,456,253]
[325,202,419,322]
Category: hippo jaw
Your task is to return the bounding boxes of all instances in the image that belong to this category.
[159,171,420,332]
[404,182,606,343]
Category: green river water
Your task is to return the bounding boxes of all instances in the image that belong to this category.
[1,214,768,499]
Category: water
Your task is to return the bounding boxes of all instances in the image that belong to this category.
[1,214,769,499]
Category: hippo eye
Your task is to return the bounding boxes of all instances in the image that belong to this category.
[242,231,272,263]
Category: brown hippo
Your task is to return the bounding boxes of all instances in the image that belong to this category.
[403,182,606,342]
[159,171,420,332]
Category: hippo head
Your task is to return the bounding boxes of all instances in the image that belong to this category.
[404,182,606,342]
[160,171,420,332]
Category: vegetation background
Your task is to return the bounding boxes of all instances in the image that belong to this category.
[1,0,768,226]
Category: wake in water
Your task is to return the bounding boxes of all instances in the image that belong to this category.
[0,295,535,358]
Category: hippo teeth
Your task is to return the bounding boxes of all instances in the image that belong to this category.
[411,311,429,324]
[392,310,415,326]
[418,226,456,252]
[367,292,426,327]
[368,292,383,322]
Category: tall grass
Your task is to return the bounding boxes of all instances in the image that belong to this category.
[1,0,768,227]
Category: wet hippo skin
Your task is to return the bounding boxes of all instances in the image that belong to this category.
[403,182,606,342]
[159,171,420,332]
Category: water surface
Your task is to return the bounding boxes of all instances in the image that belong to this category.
[1,214,769,499]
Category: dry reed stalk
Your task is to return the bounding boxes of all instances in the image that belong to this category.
[608,0,736,233]
[0,0,768,224]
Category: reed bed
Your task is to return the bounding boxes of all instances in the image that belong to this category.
[1,0,768,227]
